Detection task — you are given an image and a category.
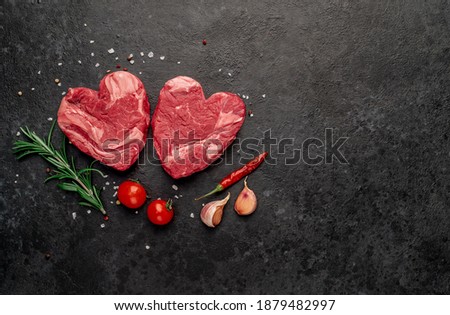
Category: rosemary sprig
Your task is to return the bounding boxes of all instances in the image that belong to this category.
[13,122,107,215]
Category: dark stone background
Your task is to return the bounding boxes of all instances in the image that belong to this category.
[1,0,449,294]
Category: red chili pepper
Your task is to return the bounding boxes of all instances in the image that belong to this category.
[195,152,268,200]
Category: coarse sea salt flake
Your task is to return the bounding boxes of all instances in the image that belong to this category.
[78,60,82,64]
[100,223,105,228]
[160,56,165,60]
[190,213,194,218]
[95,63,100,67]
[148,51,154,58]
[31,87,35,91]
[129,60,135,65]
[62,91,66,95]
[72,212,77,220]
[108,48,115,54]
[58,62,63,66]
[140,52,144,56]
[89,40,95,44]
[172,184,178,191]
[87,210,91,214]
[91,52,95,57]
[262,94,266,98]
[57,82,62,86]
[228,72,232,76]
[113,191,117,197]
[145,245,150,250]
[16,131,21,136]
[47,117,53,121]
[37,70,41,75]
[174,195,179,199]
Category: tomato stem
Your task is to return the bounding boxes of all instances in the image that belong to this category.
[166,198,173,211]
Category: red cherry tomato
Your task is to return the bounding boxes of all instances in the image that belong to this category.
[117,180,147,209]
[147,199,174,225]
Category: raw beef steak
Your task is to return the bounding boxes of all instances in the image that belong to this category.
[152,76,246,179]
[57,71,150,171]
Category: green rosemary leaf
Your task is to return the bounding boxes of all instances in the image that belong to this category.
[13,124,106,216]
[57,182,78,192]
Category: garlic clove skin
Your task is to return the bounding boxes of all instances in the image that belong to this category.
[200,192,231,228]
[234,178,257,216]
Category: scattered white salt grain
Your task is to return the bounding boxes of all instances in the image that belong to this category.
[83,23,87,27]
[145,245,150,250]
[135,211,139,215]
[78,60,82,64]
[242,95,246,99]
[262,94,266,98]
[89,40,95,44]
[91,52,95,57]
[110,201,113,204]
[113,186,119,190]
[105,182,110,186]
[174,195,179,199]
[37,70,41,75]
[190,213,194,218]
[113,191,117,197]
[16,174,19,177]
[115,56,119,60]
[250,113,254,117]
[157,197,161,200]
[72,212,77,220]
[113,181,116,184]
[16,131,21,137]
[172,184,178,191]
[47,117,53,121]
[129,60,135,65]
[202,203,205,207]
[57,82,62,87]
[108,48,115,54]
[102,174,108,178]
[102,187,106,190]
[57,62,63,66]
[142,60,145,63]
[95,63,100,67]
[14,180,17,184]
[139,71,142,75]
[160,56,165,60]
[140,52,144,56]
[179,194,183,198]
[219,68,222,72]
[61,91,66,96]
[87,210,91,214]
[228,72,232,77]
[177,61,181,64]
[31,87,35,91]
[246,95,249,100]
[148,51,154,58]
[100,223,105,228]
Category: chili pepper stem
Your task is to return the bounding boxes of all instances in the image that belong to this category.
[195,184,224,201]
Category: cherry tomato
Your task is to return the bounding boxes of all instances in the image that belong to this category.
[117,180,147,209]
[147,199,174,225]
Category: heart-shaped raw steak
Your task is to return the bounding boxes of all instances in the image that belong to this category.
[57,71,150,171]
[152,76,246,179]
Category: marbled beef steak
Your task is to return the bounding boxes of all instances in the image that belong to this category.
[152,76,246,179]
[57,71,150,171]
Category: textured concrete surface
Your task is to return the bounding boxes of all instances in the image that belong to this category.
[1,0,450,294]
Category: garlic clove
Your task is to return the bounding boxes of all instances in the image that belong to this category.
[200,192,231,228]
[234,177,257,215]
